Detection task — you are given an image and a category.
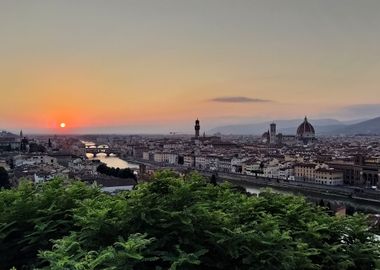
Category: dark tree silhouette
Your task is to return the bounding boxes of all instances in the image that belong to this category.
[0,167,10,189]
[29,143,46,153]
[319,199,325,207]
[97,164,137,182]
[210,174,217,186]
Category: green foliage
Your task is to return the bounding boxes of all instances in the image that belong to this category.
[0,171,379,270]
[39,233,156,270]
[0,179,101,269]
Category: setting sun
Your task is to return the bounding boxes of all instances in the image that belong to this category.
[60,123,66,128]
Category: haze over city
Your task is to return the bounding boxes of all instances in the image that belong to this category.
[1,0,380,134]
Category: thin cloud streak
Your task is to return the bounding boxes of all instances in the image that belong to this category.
[209,96,272,103]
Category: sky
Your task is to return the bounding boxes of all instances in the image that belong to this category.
[1,0,380,134]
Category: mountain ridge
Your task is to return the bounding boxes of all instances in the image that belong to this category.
[209,117,380,135]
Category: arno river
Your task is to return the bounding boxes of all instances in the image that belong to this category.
[83,141,139,170]
[86,153,139,170]
[83,141,262,194]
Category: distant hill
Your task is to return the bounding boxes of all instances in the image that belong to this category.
[0,131,18,138]
[209,119,345,135]
[209,117,380,136]
[333,117,380,135]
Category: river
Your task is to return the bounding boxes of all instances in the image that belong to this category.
[83,141,139,170]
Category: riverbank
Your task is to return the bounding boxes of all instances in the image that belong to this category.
[122,156,380,213]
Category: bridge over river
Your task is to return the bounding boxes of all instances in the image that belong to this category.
[85,144,121,157]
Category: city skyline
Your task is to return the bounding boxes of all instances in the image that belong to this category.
[1,1,380,134]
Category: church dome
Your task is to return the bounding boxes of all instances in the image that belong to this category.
[297,117,315,138]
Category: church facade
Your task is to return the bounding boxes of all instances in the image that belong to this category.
[262,116,316,145]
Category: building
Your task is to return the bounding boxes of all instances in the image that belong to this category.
[294,163,343,185]
[219,157,232,173]
[294,163,317,181]
[262,117,316,145]
[206,155,219,171]
[328,155,380,188]
[242,158,262,175]
[195,119,200,138]
[0,131,21,151]
[297,117,316,144]
[314,168,344,186]
[269,123,277,144]
[262,122,297,145]
[195,156,207,170]
[281,135,297,146]
[0,158,10,170]
[191,119,221,143]
[153,152,164,163]
[183,155,195,167]
[231,157,249,173]
[143,151,150,161]
[68,158,100,176]
[278,167,294,180]
[13,154,58,167]
[162,152,178,165]
[261,131,270,144]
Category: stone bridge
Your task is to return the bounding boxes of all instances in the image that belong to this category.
[85,145,120,157]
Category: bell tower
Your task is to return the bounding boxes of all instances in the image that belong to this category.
[195,119,200,138]
[269,122,276,144]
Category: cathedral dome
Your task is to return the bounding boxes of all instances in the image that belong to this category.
[297,117,315,138]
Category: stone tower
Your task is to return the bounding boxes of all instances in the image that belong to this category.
[269,122,277,144]
[195,119,200,138]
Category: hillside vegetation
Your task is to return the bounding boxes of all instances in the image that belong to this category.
[0,171,379,269]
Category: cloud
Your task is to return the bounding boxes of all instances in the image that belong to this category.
[209,96,272,103]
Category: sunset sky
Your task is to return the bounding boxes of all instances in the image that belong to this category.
[1,0,380,134]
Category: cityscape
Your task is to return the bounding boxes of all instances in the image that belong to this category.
[2,117,380,213]
[1,1,380,269]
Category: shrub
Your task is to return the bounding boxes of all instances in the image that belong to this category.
[0,171,379,269]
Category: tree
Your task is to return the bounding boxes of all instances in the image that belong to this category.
[0,173,379,270]
[0,167,10,188]
[97,164,137,182]
[0,179,101,269]
[210,174,217,185]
